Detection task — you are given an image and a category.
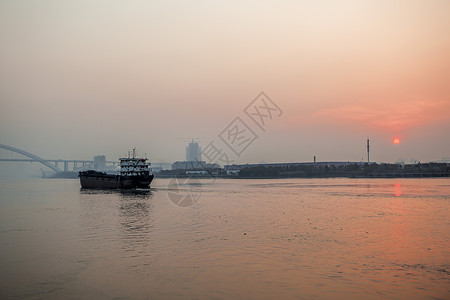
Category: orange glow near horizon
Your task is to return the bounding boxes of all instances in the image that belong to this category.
[0,1,449,163]
[393,138,400,144]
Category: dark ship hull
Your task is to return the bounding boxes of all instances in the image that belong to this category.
[79,171,154,189]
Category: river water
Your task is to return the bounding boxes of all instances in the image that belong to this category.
[0,177,449,299]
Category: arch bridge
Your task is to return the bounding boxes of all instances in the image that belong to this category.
[0,144,115,173]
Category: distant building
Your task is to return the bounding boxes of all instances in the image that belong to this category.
[224,161,366,170]
[151,163,172,172]
[186,170,208,175]
[172,161,220,171]
[186,140,201,162]
[435,157,450,163]
[93,155,106,171]
[226,169,240,176]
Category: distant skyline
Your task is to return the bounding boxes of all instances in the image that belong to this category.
[1,0,449,173]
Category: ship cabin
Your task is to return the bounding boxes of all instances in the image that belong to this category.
[119,157,151,177]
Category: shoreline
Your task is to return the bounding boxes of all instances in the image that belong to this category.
[156,173,449,179]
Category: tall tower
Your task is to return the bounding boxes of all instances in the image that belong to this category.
[367,138,370,163]
[186,139,201,162]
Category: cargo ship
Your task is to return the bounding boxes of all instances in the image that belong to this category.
[79,149,154,189]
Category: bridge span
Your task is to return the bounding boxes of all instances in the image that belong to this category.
[0,144,116,172]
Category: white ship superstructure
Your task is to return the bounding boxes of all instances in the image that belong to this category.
[120,152,151,177]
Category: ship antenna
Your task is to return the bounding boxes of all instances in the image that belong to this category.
[132,148,136,159]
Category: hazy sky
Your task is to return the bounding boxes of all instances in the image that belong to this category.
[1,0,449,167]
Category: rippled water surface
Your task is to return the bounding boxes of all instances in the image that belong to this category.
[1,177,449,299]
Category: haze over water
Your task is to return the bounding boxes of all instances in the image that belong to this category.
[1,0,450,163]
[1,178,449,299]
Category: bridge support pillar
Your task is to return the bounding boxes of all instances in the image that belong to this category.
[64,161,68,172]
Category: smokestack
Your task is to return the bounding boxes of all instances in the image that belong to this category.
[367,138,370,163]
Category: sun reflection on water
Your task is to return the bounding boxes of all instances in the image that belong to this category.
[394,183,402,197]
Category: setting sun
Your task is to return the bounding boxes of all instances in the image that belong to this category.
[393,138,400,144]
